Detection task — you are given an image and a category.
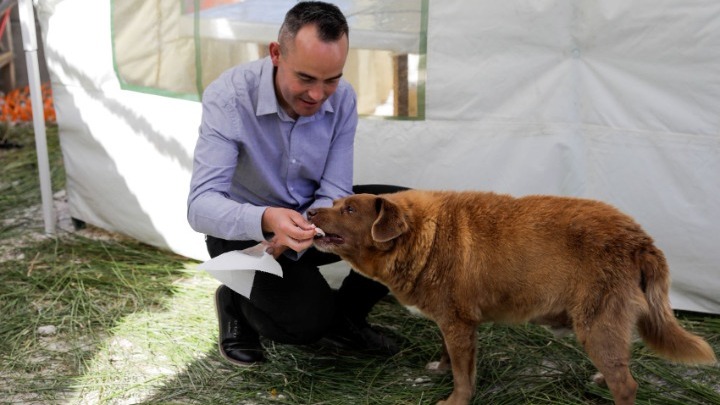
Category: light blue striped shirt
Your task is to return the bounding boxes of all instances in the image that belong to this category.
[187,56,357,243]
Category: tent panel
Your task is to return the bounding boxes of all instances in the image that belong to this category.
[36,0,720,314]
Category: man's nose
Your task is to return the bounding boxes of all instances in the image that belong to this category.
[307,84,324,101]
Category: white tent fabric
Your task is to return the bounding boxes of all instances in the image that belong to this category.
[36,0,720,314]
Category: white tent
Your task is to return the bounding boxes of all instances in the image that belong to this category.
[34,0,720,314]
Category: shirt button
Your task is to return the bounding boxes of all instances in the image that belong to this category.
[291,158,297,164]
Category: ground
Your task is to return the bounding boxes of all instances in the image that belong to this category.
[1,124,719,404]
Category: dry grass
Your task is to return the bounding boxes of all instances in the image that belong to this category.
[1,123,719,404]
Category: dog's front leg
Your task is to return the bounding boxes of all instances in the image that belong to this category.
[436,321,477,405]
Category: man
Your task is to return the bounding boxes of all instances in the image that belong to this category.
[187,1,404,366]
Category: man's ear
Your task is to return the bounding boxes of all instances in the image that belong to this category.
[269,41,281,65]
[371,197,408,242]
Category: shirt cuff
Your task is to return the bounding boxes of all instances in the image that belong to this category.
[246,205,269,242]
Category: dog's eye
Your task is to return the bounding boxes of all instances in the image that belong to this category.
[343,205,355,214]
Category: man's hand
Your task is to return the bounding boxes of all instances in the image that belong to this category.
[261,207,317,256]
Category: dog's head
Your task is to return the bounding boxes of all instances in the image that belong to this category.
[308,194,409,262]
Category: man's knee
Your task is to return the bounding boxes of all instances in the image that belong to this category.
[248,296,335,345]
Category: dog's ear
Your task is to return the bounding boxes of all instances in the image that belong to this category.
[371,197,408,242]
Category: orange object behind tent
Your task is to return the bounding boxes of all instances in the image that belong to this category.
[0,83,56,123]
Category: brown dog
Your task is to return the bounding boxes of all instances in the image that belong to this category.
[308,190,716,405]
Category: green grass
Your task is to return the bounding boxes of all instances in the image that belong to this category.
[1,123,719,404]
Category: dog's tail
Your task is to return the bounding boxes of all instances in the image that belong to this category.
[636,246,716,365]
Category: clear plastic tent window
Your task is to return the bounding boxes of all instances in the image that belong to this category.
[111,0,428,119]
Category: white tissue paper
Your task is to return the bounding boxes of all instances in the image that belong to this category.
[197,243,282,298]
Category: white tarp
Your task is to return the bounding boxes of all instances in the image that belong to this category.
[36,0,720,314]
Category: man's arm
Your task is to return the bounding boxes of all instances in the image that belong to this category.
[187,84,267,242]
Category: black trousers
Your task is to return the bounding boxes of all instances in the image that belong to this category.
[206,184,408,345]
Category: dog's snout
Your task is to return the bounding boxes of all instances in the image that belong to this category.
[307,209,317,220]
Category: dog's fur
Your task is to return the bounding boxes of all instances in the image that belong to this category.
[309,190,716,405]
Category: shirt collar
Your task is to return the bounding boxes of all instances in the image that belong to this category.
[256,56,335,119]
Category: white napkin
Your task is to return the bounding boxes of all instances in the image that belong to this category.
[197,243,282,298]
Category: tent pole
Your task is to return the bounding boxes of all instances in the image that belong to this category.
[18,0,54,235]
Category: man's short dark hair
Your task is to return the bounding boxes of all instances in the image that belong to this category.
[279,1,349,52]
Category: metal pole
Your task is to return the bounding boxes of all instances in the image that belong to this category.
[18,0,54,234]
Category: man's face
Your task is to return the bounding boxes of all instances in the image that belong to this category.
[270,25,348,119]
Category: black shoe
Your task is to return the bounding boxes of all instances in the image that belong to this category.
[322,314,400,356]
[215,285,265,365]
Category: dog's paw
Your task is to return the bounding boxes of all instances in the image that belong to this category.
[591,372,607,387]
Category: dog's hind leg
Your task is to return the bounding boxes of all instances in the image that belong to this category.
[426,335,452,373]
[436,321,477,405]
[574,295,640,405]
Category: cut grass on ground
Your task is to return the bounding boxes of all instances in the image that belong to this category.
[1,124,719,404]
